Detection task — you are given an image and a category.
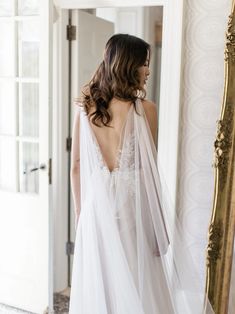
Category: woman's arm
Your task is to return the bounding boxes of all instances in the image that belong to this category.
[142,99,158,148]
[70,107,81,229]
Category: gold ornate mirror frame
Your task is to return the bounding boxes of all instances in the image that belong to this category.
[205,0,235,313]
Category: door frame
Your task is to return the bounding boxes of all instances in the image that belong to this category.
[52,8,70,292]
[52,0,185,291]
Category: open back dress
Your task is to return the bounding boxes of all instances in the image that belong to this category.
[69,99,214,314]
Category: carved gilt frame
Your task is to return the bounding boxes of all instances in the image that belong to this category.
[205,0,235,313]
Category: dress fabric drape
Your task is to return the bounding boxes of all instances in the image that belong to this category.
[69,99,214,314]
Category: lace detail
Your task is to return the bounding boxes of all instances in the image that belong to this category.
[91,131,135,175]
[118,132,135,171]
[114,132,136,198]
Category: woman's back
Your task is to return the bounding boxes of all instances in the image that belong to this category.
[88,98,157,172]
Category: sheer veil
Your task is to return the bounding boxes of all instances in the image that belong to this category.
[69,98,215,314]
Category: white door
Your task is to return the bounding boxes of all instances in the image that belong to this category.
[71,10,114,99]
[70,9,114,275]
[0,1,53,313]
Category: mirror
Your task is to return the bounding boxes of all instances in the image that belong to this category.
[205,1,235,313]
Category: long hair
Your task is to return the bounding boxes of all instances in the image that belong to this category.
[78,34,150,127]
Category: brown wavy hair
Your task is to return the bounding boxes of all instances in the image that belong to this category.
[78,33,150,127]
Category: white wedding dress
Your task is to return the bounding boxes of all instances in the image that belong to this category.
[69,99,214,314]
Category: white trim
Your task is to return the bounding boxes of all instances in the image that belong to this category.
[157,0,184,205]
[48,1,54,311]
[52,8,69,292]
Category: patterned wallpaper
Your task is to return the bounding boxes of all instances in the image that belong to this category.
[177,0,231,281]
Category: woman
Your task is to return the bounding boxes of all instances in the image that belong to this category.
[69,34,214,314]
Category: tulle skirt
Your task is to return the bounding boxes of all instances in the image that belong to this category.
[69,170,175,314]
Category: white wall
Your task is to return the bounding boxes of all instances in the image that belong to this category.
[177,0,231,282]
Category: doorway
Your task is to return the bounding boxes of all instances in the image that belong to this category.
[53,6,166,306]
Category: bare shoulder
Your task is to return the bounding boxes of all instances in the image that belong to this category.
[141,99,156,110]
[141,99,158,142]
[141,99,157,119]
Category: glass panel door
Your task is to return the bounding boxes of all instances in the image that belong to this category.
[0,1,16,191]
[0,1,52,312]
[0,0,40,194]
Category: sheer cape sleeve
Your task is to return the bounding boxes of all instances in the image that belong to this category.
[69,98,215,314]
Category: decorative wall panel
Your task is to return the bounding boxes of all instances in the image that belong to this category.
[177,0,231,281]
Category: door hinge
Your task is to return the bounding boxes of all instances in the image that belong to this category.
[67,25,76,41]
[66,137,72,152]
[48,158,52,185]
[66,241,74,255]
